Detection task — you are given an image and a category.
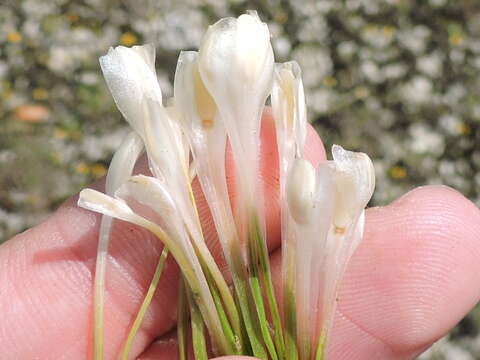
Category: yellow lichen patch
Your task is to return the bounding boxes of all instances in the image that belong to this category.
[120,32,138,47]
[382,25,396,38]
[322,76,337,88]
[7,31,22,43]
[389,165,407,179]
[449,33,464,46]
[75,161,89,175]
[32,88,49,101]
[274,10,288,24]
[457,122,471,135]
[54,128,68,139]
[91,164,107,178]
[354,86,369,99]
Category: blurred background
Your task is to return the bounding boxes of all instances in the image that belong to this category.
[0,0,479,358]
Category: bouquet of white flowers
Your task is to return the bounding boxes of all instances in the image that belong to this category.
[78,11,375,360]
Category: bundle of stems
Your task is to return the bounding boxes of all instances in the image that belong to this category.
[77,10,375,360]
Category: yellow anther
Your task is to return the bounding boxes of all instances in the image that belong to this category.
[201,119,215,129]
[334,226,346,235]
[193,63,217,125]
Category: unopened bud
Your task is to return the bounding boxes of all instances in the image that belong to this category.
[287,158,316,224]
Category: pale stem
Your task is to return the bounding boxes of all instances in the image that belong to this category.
[283,223,298,360]
[120,246,169,360]
[93,216,113,360]
[183,162,242,349]
[177,276,188,360]
[132,216,230,354]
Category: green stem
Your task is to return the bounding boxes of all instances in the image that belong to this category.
[284,246,298,360]
[248,217,278,360]
[204,265,239,354]
[177,277,188,360]
[252,214,286,359]
[187,282,209,360]
[230,242,268,359]
[187,183,243,349]
[315,331,327,360]
[135,218,228,355]
[120,247,169,360]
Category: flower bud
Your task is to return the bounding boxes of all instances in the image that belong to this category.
[287,158,316,224]
[197,11,274,144]
[198,12,273,98]
[272,61,307,157]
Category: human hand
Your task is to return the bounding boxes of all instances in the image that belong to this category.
[1,112,479,360]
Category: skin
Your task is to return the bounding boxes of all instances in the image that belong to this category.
[1,112,480,360]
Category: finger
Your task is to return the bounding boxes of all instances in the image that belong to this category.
[141,185,480,359]
[0,111,325,359]
[327,185,480,359]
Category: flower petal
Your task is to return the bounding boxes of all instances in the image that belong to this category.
[331,144,375,230]
[272,61,307,162]
[105,131,144,195]
[100,45,162,136]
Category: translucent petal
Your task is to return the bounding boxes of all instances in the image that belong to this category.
[105,131,144,195]
[131,43,156,72]
[198,11,274,196]
[174,47,241,279]
[331,144,375,230]
[78,188,138,224]
[292,162,335,358]
[141,97,186,185]
[272,61,307,164]
[115,175,177,221]
[315,211,365,351]
[100,45,162,136]
[198,13,273,107]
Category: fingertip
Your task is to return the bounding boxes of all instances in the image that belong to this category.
[339,184,480,354]
[304,123,326,165]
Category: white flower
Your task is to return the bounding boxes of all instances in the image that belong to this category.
[197,11,274,207]
[285,145,375,358]
[91,44,238,355]
[174,50,236,256]
[77,12,378,360]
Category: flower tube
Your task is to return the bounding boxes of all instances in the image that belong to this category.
[78,185,231,354]
[313,145,375,359]
[198,13,285,358]
[91,131,143,360]
[272,60,308,359]
[174,50,270,357]
[99,43,236,355]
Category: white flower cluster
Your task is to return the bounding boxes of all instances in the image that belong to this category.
[78,11,375,360]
